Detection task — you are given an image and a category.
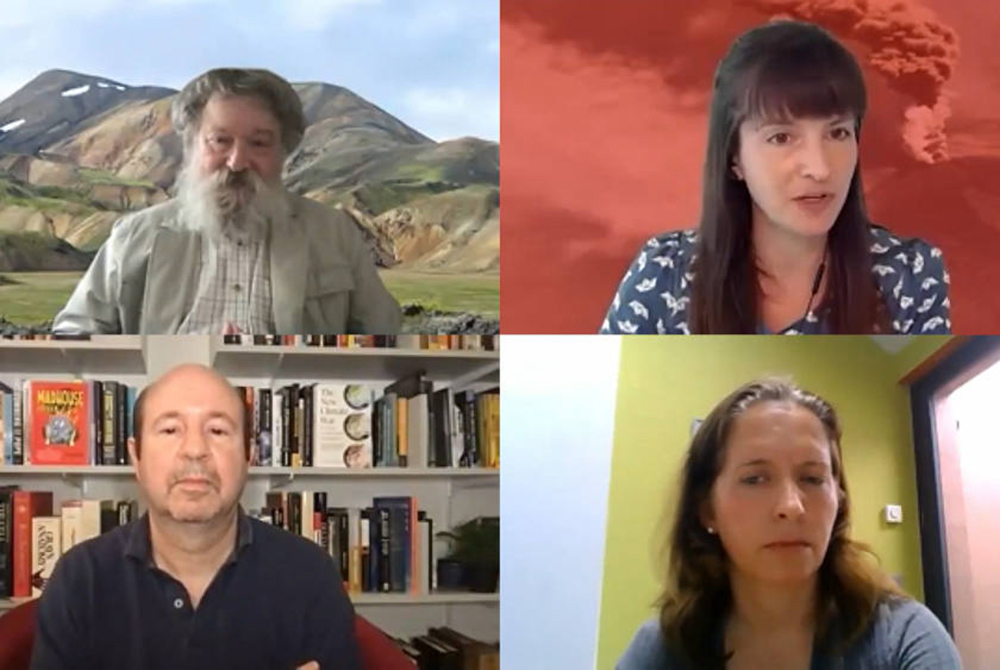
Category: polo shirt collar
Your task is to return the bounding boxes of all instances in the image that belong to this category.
[124,506,254,567]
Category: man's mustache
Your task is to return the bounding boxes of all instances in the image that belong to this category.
[169,464,221,490]
[215,168,257,192]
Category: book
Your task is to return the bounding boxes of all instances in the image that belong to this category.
[27,380,91,465]
[0,383,13,464]
[313,384,373,468]
[0,486,16,596]
[12,490,52,597]
[31,515,61,596]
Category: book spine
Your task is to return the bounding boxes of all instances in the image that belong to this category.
[1,391,11,465]
[91,381,102,465]
[378,507,391,592]
[396,398,408,467]
[0,489,13,596]
[116,383,127,465]
[12,381,23,465]
[302,385,313,468]
[271,388,282,467]
[102,383,117,466]
[281,387,291,467]
[31,516,61,596]
[259,388,272,466]
[13,491,52,597]
[339,510,349,585]
[360,509,371,592]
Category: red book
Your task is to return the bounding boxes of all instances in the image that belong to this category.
[12,490,53,597]
[28,380,91,465]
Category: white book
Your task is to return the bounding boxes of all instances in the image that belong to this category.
[60,501,82,554]
[313,384,372,468]
[32,516,61,596]
[301,491,314,543]
[407,394,430,469]
[271,388,283,467]
[79,499,101,543]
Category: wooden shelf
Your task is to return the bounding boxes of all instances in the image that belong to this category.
[210,341,499,385]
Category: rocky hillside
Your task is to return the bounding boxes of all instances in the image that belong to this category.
[0,69,499,273]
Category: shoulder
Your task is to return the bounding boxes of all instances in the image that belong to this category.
[600,229,696,334]
[617,618,681,670]
[110,198,184,239]
[868,225,946,279]
[40,521,132,605]
[846,596,961,668]
[249,517,338,574]
[289,193,354,233]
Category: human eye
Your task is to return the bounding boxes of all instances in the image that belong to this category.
[766,132,792,146]
[208,135,232,148]
[802,475,827,485]
[740,474,766,485]
[830,126,853,141]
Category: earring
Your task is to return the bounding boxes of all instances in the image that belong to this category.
[706,526,716,534]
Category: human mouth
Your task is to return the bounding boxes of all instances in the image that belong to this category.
[793,192,833,214]
[765,540,810,550]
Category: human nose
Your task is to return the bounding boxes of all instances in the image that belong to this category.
[226,139,250,172]
[797,136,831,181]
[774,479,805,520]
[178,424,210,460]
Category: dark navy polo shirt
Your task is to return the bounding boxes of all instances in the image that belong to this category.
[30,508,361,670]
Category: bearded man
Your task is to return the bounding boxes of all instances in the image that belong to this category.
[52,68,402,334]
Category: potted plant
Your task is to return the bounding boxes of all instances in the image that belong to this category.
[436,516,499,593]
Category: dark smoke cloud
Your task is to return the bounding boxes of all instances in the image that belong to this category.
[743,0,960,162]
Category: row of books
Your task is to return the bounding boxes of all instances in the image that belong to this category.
[0,380,136,466]
[394,626,499,670]
[240,371,499,470]
[222,334,498,351]
[255,492,448,595]
[0,374,500,470]
[0,489,138,598]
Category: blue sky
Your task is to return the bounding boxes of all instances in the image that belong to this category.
[0,0,498,142]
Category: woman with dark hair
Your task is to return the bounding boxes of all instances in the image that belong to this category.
[616,378,961,669]
[600,20,950,335]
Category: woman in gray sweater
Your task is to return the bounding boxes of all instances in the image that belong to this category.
[617,378,962,670]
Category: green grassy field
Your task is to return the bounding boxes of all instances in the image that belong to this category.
[0,270,499,327]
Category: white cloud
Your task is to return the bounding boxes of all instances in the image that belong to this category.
[404,86,498,142]
[281,0,381,31]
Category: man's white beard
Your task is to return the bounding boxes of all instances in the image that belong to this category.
[175,159,291,244]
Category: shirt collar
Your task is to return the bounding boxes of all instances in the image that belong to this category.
[124,506,254,568]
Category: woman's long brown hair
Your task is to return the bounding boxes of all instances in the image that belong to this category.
[656,378,905,668]
[689,21,888,333]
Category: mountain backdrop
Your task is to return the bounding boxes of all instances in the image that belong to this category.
[0,69,500,275]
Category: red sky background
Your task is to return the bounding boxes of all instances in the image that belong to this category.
[500,0,1000,334]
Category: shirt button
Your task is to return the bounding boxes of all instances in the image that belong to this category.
[173,598,184,609]
[233,284,242,292]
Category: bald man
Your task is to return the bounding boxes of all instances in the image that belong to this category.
[31,365,361,670]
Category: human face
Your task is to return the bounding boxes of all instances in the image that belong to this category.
[733,114,857,239]
[702,401,839,585]
[129,366,250,525]
[196,93,284,184]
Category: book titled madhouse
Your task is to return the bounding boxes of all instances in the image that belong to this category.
[26,381,91,466]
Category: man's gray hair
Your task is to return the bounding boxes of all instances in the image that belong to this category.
[171,68,306,155]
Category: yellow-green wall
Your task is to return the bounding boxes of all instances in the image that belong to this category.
[596,337,925,670]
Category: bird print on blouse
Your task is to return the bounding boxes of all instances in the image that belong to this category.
[599,226,950,335]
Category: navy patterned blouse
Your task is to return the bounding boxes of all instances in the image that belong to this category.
[599,225,951,335]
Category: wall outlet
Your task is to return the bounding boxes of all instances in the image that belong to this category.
[885,504,903,523]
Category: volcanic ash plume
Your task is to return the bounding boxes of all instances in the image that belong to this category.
[743,0,960,163]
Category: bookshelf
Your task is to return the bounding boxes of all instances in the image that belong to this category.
[0,335,500,641]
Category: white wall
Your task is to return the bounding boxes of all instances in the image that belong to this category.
[500,335,621,670]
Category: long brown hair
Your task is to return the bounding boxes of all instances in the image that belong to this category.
[689,20,887,334]
[657,378,905,668]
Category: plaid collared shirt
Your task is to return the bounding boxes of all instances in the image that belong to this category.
[177,231,275,334]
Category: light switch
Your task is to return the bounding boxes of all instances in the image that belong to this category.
[885,505,903,523]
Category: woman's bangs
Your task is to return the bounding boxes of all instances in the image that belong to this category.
[737,53,865,127]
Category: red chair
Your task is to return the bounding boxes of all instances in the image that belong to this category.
[0,598,414,670]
